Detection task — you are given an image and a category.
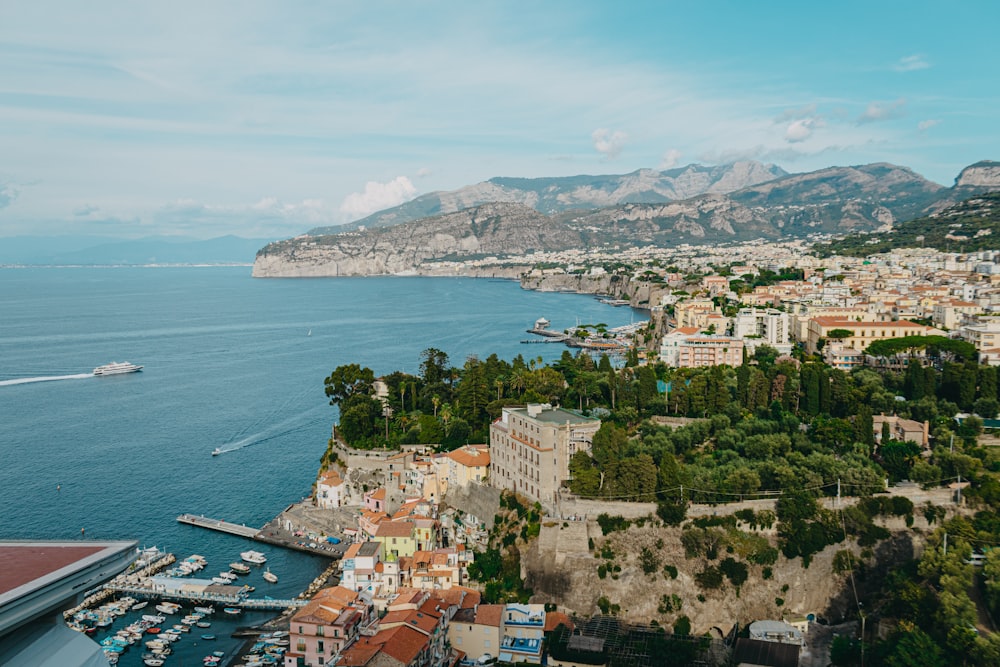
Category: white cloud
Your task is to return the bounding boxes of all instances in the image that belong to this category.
[893,54,930,72]
[659,148,683,169]
[416,167,432,178]
[918,119,941,132]
[591,128,628,160]
[785,119,815,143]
[857,98,907,124]
[0,181,20,209]
[339,176,418,220]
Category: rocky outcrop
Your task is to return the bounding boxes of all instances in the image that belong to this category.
[955,160,1000,187]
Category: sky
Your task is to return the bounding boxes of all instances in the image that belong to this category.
[1,1,998,240]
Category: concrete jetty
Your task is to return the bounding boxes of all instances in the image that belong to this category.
[177,513,260,538]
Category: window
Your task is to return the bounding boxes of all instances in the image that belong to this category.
[318,640,325,653]
[317,626,324,636]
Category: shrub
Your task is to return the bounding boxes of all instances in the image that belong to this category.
[640,547,661,574]
[663,564,678,580]
[775,597,784,607]
[762,566,773,580]
[597,564,607,579]
[695,565,723,589]
[673,615,691,636]
[720,557,749,587]
[597,596,611,614]
[597,513,629,535]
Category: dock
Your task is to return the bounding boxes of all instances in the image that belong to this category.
[177,513,260,538]
[102,582,307,610]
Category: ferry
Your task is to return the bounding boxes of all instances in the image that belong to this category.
[93,361,143,376]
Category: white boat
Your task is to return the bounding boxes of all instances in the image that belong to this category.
[240,550,267,564]
[144,659,165,667]
[131,601,148,611]
[262,568,278,583]
[93,361,143,376]
[212,447,223,456]
[229,562,250,574]
[194,606,215,615]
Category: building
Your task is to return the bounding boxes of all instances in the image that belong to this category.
[805,318,941,354]
[873,415,930,448]
[733,307,792,354]
[285,586,372,667]
[445,445,490,491]
[659,327,744,368]
[373,521,417,560]
[499,604,546,664]
[449,604,503,664]
[317,468,347,509]
[748,620,804,646]
[489,404,600,510]
[0,540,137,667]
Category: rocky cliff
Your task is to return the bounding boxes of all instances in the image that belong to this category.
[310,161,787,234]
[955,160,1000,187]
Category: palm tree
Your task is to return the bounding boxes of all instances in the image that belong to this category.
[494,376,506,401]
[432,395,440,418]
[510,370,527,397]
[440,404,453,433]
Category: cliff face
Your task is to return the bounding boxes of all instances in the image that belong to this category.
[253,202,580,278]
[955,161,1000,187]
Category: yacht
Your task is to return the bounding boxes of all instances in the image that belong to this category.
[211,448,223,456]
[94,361,143,376]
[240,550,267,565]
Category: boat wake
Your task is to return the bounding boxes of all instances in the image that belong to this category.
[213,408,326,456]
[0,373,94,387]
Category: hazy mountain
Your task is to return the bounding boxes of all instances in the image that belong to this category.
[309,161,788,234]
[254,161,997,278]
[0,235,273,266]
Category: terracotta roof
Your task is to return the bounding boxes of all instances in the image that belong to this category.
[319,468,343,485]
[343,543,363,559]
[368,488,386,500]
[314,585,360,608]
[452,586,481,608]
[811,317,925,328]
[545,611,574,632]
[0,543,107,596]
[446,446,490,468]
[373,624,430,665]
[474,603,504,627]
[337,641,381,666]
[375,521,414,538]
[670,326,701,335]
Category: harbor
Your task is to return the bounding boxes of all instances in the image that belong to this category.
[177,506,350,559]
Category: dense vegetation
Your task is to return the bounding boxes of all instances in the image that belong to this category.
[326,340,1000,662]
[816,191,1000,257]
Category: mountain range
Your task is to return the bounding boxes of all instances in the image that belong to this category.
[253,160,1000,278]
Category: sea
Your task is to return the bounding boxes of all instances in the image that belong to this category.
[0,266,641,664]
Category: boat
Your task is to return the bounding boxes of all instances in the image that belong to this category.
[229,562,250,574]
[240,550,267,564]
[144,659,165,667]
[93,361,143,376]
[131,601,148,611]
[212,447,223,456]
[223,607,242,615]
[202,634,216,640]
[196,621,211,628]
[155,603,180,615]
[262,568,278,583]
[194,606,215,615]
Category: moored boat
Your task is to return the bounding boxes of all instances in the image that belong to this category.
[240,550,267,564]
[229,562,251,574]
[223,607,242,615]
[262,567,277,583]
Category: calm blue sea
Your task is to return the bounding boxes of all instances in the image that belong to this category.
[0,266,639,663]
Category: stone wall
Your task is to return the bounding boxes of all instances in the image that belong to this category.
[442,483,502,526]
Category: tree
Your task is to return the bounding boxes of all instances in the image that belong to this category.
[827,329,854,340]
[419,348,450,384]
[884,628,947,667]
[324,364,375,406]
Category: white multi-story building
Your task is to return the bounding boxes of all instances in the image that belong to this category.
[733,307,792,354]
[660,327,745,368]
[489,404,600,510]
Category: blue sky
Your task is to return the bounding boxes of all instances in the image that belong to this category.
[1,1,998,239]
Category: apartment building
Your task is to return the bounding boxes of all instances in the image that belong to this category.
[733,307,792,354]
[285,586,372,667]
[489,404,600,510]
[805,318,940,354]
[660,328,745,368]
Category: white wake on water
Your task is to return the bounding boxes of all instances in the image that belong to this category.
[0,373,94,386]
[212,407,327,456]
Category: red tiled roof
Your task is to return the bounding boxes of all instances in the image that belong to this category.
[475,604,504,627]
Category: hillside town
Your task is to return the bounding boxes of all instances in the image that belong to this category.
[262,243,1000,667]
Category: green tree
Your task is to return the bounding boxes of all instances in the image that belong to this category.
[884,628,947,667]
[324,364,375,406]
[419,348,450,384]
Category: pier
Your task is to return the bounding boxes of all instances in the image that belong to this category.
[177,513,261,538]
[102,582,307,610]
